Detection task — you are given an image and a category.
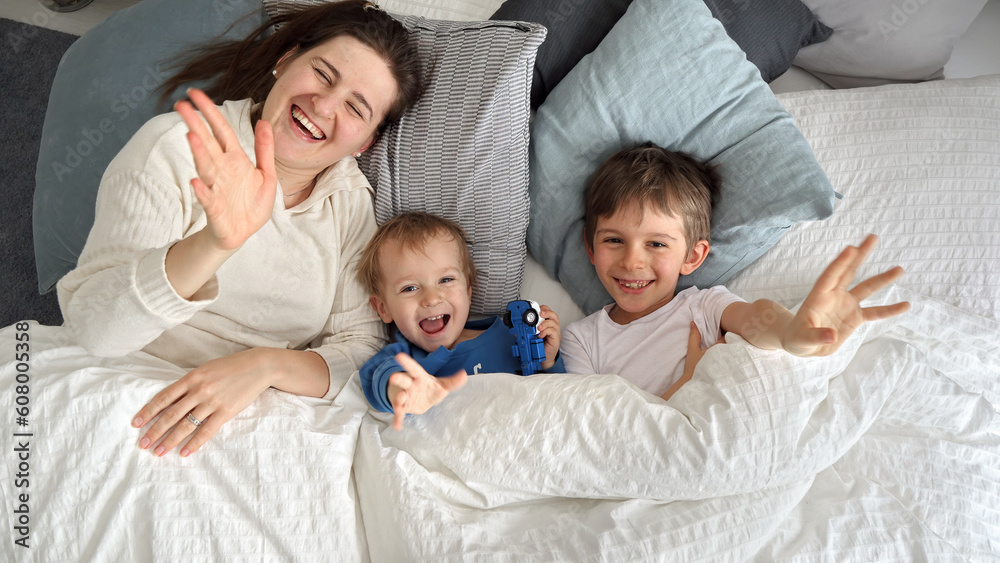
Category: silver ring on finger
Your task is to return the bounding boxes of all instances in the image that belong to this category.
[186,412,203,427]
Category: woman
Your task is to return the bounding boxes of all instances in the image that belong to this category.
[56,0,423,457]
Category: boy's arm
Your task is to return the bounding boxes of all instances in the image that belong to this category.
[723,235,909,357]
[360,343,407,413]
[720,299,794,351]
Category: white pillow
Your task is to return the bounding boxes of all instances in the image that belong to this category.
[794,0,988,87]
[375,0,503,20]
[726,75,1000,321]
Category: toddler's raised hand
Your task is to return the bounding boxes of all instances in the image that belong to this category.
[387,352,468,430]
[782,234,910,357]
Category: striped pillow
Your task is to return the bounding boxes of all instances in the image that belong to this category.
[358,16,546,315]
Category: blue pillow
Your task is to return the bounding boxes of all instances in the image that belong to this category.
[33,0,266,293]
[526,0,836,314]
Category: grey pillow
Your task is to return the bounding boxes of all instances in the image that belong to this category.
[701,0,832,82]
[33,0,266,293]
[357,16,547,315]
[491,0,832,109]
[794,0,988,87]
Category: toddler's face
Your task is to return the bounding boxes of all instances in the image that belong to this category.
[587,205,703,324]
[370,233,473,352]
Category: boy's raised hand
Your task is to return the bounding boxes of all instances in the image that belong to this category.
[782,234,910,357]
[387,352,468,430]
[538,305,562,371]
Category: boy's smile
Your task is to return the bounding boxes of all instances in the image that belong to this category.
[587,204,708,325]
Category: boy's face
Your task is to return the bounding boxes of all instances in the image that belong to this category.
[369,232,474,352]
[587,205,708,324]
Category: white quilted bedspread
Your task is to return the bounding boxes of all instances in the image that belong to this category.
[2,287,998,561]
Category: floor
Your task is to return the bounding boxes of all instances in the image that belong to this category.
[0,0,139,36]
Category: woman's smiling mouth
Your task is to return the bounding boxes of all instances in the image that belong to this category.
[291,105,326,140]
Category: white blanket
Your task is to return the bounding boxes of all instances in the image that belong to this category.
[2,287,998,561]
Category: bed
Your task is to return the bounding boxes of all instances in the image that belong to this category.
[3,0,999,560]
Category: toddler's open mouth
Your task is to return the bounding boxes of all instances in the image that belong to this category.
[419,314,450,335]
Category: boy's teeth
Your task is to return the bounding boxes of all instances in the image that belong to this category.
[291,107,324,139]
[622,280,649,289]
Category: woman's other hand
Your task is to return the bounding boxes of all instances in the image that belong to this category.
[130,347,328,456]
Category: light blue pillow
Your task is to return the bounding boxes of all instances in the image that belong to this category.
[33,0,266,293]
[526,0,836,314]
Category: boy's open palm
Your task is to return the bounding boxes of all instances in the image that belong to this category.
[783,234,910,357]
[388,353,468,430]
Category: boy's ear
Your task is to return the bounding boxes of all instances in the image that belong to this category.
[369,294,393,324]
[680,239,710,275]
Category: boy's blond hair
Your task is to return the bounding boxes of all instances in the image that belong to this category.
[358,211,478,296]
[584,142,719,252]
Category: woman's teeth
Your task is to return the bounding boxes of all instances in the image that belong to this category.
[291,106,324,139]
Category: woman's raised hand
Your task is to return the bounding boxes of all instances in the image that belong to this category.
[176,88,278,251]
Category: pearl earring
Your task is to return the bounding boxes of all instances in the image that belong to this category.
[354,152,362,158]
[272,69,278,77]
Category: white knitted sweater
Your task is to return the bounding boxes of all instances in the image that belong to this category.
[57,99,387,400]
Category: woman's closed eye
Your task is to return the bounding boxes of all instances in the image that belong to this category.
[315,67,332,85]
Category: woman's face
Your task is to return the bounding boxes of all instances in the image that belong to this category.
[262,35,399,180]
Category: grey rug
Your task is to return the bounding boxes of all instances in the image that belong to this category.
[1,17,77,327]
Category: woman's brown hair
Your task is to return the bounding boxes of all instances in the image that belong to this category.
[159,0,422,131]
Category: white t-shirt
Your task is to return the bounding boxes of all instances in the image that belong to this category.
[561,286,744,397]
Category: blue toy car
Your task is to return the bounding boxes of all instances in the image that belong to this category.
[503,300,546,376]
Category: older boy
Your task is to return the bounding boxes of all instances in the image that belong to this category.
[561,142,910,400]
[358,212,565,429]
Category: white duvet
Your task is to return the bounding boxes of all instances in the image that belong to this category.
[2,287,999,561]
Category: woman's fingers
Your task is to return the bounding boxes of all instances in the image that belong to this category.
[185,88,240,152]
[133,383,186,430]
[254,119,277,196]
[136,396,199,452]
[175,412,224,457]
